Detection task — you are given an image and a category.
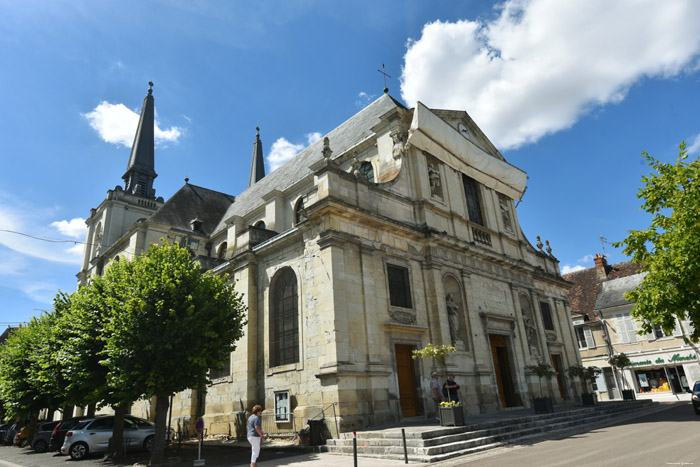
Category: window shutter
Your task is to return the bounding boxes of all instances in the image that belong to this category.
[595,372,607,392]
[646,329,657,342]
[626,316,638,344]
[584,326,595,348]
[615,314,629,344]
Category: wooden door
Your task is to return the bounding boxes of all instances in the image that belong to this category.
[551,354,568,400]
[395,344,418,417]
[489,334,517,407]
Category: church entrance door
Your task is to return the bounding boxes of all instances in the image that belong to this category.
[395,344,418,417]
[551,354,568,400]
[489,334,517,407]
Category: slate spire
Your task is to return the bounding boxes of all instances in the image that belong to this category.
[122,81,158,199]
[248,126,265,187]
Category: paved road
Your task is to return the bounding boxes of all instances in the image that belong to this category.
[437,402,699,467]
[0,402,696,466]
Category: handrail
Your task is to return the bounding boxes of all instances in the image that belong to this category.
[308,402,340,438]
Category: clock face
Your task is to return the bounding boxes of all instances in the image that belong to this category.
[458,123,469,138]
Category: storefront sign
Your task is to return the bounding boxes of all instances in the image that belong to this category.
[630,360,652,367]
[669,353,697,362]
[655,358,664,364]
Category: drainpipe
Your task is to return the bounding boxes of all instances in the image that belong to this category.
[600,317,622,399]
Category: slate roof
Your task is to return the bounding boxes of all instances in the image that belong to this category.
[563,260,643,320]
[148,183,235,237]
[212,94,406,235]
[595,273,646,311]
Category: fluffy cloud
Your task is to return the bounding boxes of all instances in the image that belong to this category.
[561,264,586,275]
[267,132,322,171]
[401,0,700,149]
[51,218,86,239]
[687,132,700,155]
[83,101,183,147]
[355,91,376,107]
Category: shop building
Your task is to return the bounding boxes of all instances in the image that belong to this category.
[565,255,699,400]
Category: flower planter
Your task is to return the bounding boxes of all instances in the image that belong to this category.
[622,389,636,401]
[581,392,597,407]
[439,406,465,426]
[533,397,554,414]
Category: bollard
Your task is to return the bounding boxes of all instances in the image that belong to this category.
[402,428,408,464]
[353,431,358,467]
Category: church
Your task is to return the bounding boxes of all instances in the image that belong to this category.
[78,83,579,436]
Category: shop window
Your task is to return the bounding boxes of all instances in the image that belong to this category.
[575,325,595,349]
[270,268,299,367]
[540,301,554,331]
[462,174,485,226]
[615,313,638,344]
[274,390,290,422]
[387,264,412,309]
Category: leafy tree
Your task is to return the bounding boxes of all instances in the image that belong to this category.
[613,142,700,342]
[566,364,602,395]
[98,241,247,464]
[608,353,631,390]
[525,361,556,398]
[412,344,457,401]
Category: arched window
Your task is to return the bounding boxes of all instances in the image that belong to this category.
[254,220,266,230]
[359,162,374,182]
[294,198,306,225]
[217,242,227,259]
[270,267,299,367]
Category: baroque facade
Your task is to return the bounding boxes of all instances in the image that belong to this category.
[565,255,699,400]
[79,85,580,435]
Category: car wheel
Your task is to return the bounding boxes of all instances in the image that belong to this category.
[144,435,154,452]
[69,442,89,460]
[33,439,48,453]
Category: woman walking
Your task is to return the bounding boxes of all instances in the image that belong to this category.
[247,405,266,467]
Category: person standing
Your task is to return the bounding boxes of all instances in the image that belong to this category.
[443,374,460,403]
[247,405,266,467]
[430,372,441,417]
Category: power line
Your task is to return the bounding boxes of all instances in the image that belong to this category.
[0,229,94,246]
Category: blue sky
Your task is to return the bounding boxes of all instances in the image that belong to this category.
[2,0,700,326]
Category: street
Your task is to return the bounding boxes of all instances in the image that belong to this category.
[0,402,697,466]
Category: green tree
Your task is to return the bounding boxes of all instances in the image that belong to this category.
[613,142,700,342]
[412,344,457,401]
[99,241,247,465]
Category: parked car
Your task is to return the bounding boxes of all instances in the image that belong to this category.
[49,416,88,452]
[692,380,700,415]
[32,421,60,453]
[60,415,155,460]
[3,422,22,445]
[0,423,10,444]
[13,424,29,447]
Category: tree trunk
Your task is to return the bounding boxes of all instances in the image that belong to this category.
[87,403,96,417]
[61,405,74,419]
[26,412,39,446]
[149,394,170,466]
[106,404,127,460]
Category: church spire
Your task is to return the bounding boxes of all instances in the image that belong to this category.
[122,81,158,199]
[249,126,265,187]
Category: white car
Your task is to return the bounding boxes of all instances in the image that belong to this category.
[60,415,155,460]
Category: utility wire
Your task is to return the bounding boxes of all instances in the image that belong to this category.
[0,229,95,246]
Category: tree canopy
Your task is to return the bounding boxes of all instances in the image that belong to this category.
[614,142,700,343]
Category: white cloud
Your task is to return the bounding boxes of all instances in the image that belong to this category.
[306,132,322,145]
[51,218,86,239]
[687,132,700,155]
[266,132,322,171]
[401,0,700,149]
[83,101,183,147]
[577,254,594,264]
[561,264,586,275]
[356,91,376,107]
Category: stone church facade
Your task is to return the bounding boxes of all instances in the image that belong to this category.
[79,84,579,436]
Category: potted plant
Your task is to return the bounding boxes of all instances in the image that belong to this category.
[412,344,461,425]
[567,364,602,406]
[526,361,556,413]
[608,353,635,401]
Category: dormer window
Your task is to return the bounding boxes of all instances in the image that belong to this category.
[217,242,227,259]
[254,220,266,230]
[359,162,374,182]
[190,217,204,233]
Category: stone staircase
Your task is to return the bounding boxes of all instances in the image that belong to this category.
[323,400,655,463]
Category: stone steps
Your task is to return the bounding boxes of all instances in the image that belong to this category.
[322,400,655,462]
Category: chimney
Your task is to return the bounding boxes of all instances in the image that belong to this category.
[594,254,608,279]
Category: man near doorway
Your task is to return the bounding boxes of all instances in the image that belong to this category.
[443,375,460,403]
[430,372,441,417]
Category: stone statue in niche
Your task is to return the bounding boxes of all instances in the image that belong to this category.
[536,236,544,252]
[499,195,513,231]
[351,154,361,178]
[523,317,539,356]
[427,162,442,198]
[391,129,406,160]
[446,293,465,350]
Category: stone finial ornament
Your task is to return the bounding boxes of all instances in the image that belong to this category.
[536,236,543,252]
[351,152,361,178]
[322,137,332,159]
[148,81,154,95]
[545,240,553,256]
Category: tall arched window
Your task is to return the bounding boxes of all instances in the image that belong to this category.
[254,220,266,230]
[270,267,299,367]
[294,198,306,225]
[359,162,374,182]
